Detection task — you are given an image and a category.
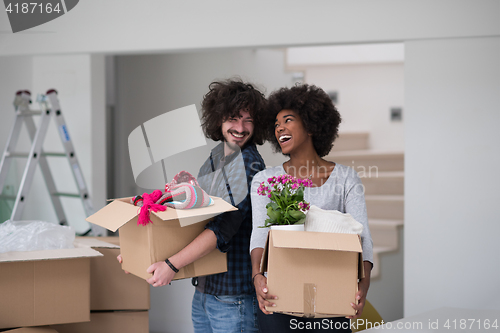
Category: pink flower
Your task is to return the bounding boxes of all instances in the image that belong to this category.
[298,202,310,211]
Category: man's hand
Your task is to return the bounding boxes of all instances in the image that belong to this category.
[347,261,372,319]
[146,261,175,287]
[116,254,130,274]
[253,273,277,314]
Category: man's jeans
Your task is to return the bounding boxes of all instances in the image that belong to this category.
[192,289,259,333]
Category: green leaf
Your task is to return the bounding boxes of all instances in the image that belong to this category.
[283,186,290,199]
[283,211,291,221]
[293,218,305,225]
[295,187,304,201]
[267,206,280,221]
[270,192,282,208]
[289,210,306,220]
[261,218,274,228]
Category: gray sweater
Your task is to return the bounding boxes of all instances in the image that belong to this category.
[249,164,373,264]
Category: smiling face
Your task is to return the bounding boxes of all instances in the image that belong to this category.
[221,110,254,151]
[274,109,311,155]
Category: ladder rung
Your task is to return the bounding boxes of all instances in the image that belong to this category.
[6,152,67,158]
[53,192,81,198]
[18,110,43,116]
[43,152,67,157]
[0,195,16,200]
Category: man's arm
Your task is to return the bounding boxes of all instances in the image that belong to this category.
[145,229,217,287]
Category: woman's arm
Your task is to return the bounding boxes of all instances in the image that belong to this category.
[347,261,372,319]
[344,169,374,318]
[251,248,277,314]
[249,169,273,253]
[250,168,279,313]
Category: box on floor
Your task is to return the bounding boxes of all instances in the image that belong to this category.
[0,245,102,329]
[75,237,150,311]
[51,311,148,333]
[86,196,235,280]
[261,230,364,317]
[1,328,59,333]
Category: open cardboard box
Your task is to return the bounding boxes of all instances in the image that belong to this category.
[0,244,102,329]
[86,196,236,280]
[261,230,364,317]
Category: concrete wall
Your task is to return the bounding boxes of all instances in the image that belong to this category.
[404,36,500,316]
[1,1,498,55]
[369,228,405,322]
[0,55,106,234]
[305,63,405,151]
[0,57,33,221]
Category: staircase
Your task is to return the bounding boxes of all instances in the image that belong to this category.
[325,133,404,278]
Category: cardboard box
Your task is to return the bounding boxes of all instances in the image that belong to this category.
[51,311,148,333]
[75,237,150,311]
[261,230,364,317]
[0,246,102,329]
[1,328,59,333]
[86,196,236,280]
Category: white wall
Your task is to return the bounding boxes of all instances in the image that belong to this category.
[0,57,33,221]
[305,63,404,150]
[369,228,404,322]
[0,55,106,234]
[404,36,500,316]
[1,1,498,56]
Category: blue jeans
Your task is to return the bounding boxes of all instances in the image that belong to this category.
[192,289,259,333]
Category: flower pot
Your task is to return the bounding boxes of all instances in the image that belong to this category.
[270,224,304,231]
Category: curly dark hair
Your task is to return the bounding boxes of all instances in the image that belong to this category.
[266,84,341,157]
[201,79,267,145]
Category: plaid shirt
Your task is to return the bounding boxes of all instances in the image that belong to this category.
[195,142,265,295]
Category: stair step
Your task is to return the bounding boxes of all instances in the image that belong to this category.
[369,219,404,249]
[372,246,397,279]
[365,195,404,220]
[361,171,404,195]
[327,150,404,172]
[331,132,369,151]
[369,218,404,228]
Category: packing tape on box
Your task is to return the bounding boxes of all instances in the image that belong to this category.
[303,283,317,318]
[183,262,196,277]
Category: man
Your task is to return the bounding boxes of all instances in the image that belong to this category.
[145,79,267,332]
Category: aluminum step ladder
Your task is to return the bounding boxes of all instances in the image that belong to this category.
[0,89,105,236]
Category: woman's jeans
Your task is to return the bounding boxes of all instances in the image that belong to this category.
[257,307,352,333]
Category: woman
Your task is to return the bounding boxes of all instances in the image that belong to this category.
[249,84,373,332]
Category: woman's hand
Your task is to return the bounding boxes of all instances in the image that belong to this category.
[116,254,130,274]
[253,273,278,314]
[347,261,371,319]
